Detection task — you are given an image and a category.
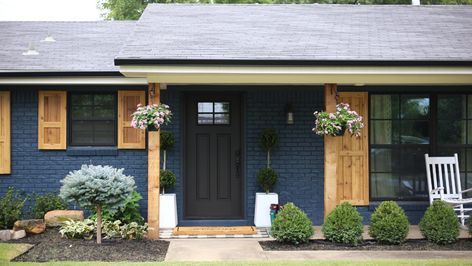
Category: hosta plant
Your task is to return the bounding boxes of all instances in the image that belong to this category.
[313,103,364,137]
[59,219,95,240]
[131,103,172,130]
[120,222,148,240]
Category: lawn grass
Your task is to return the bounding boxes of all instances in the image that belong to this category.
[1,243,472,266]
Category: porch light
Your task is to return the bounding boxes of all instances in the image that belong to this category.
[286,104,294,125]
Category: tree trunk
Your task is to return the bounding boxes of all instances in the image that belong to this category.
[267,149,271,168]
[96,205,102,244]
[163,149,167,171]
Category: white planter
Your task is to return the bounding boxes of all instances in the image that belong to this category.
[159,193,178,228]
[254,192,279,227]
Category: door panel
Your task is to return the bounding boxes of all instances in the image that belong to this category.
[185,93,243,219]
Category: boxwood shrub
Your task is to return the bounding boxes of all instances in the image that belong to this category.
[369,201,409,244]
[322,202,363,246]
[271,202,314,245]
[419,200,459,245]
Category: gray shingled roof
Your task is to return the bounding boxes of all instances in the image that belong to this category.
[0,21,135,72]
[116,4,472,64]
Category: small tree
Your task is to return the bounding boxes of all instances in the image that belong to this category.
[59,165,135,244]
[160,131,176,194]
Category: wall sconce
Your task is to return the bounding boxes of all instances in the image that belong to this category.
[285,104,294,125]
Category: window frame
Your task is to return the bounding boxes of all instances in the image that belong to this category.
[67,91,118,147]
[369,92,472,202]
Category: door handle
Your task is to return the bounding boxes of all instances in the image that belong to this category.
[235,150,241,179]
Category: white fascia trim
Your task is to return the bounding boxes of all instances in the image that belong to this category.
[119,65,472,85]
[0,76,148,85]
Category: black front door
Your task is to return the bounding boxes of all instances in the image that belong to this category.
[184,93,243,219]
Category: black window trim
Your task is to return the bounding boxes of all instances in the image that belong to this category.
[67,91,118,147]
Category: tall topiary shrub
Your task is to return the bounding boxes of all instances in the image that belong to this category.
[369,201,409,244]
[160,131,176,194]
[419,200,459,245]
[60,165,135,244]
[257,128,278,193]
[322,202,363,246]
[271,202,314,245]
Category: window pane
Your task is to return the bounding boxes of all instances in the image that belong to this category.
[198,102,213,113]
[370,95,399,119]
[71,121,93,145]
[438,147,465,172]
[198,114,213,124]
[71,106,93,119]
[371,120,399,144]
[371,173,399,198]
[438,120,466,144]
[399,146,429,198]
[401,96,429,119]
[94,121,115,145]
[94,94,114,106]
[399,173,428,199]
[94,106,115,119]
[71,94,93,106]
[438,95,465,120]
[214,114,230,124]
[370,148,394,172]
[214,102,230,113]
[401,121,429,144]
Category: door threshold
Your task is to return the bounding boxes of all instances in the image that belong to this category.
[178,219,250,227]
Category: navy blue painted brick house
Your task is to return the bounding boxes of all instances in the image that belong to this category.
[1,4,472,232]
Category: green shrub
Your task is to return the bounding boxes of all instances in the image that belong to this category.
[160,131,175,150]
[0,187,27,229]
[271,202,314,245]
[160,169,176,194]
[322,202,363,246]
[419,200,459,244]
[60,164,135,244]
[30,193,67,219]
[120,222,148,240]
[256,167,277,193]
[369,201,409,244]
[89,191,144,225]
[102,220,122,239]
[59,219,94,240]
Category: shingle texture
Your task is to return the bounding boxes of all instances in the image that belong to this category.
[117,4,472,63]
[0,21,135,72]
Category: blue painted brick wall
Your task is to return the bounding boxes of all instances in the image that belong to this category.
[0,88,148,217]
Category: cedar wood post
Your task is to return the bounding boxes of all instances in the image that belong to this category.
[148,83,160,239]
[324,83,337,219]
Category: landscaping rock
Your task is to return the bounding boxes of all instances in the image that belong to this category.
[44,210,84,227]
[11,230,26,240]
[0,230,12,241]
[13,219,46,234]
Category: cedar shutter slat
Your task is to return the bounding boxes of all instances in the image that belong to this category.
[336,92,369,206]
[118,90,145,149]
[0,91,11,174]
[38,91,67,150]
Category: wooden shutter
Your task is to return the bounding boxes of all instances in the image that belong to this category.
[38,91,67,150]
[0,91,11,174]
[118,90,145,149]
[336,92,369,205]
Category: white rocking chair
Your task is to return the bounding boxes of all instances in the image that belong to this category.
[425,153,472,226]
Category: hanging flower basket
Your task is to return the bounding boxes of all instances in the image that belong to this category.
[131,103,172,131]
[312,103,364,137]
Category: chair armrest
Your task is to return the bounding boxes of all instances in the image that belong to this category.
[431,187,444,194]
[461,187,472,193]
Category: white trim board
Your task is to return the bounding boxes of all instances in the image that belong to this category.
[0,77,148,85]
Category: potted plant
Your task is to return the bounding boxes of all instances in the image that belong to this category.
[131,103,172,131]
[254,128,279,227]
[313,103,364,137]
[159,131,178,228]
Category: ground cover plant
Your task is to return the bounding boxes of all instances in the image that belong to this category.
[271,202,314,245]
[60,165,135,244]
[369,201,409,244]
[322,202,363,246]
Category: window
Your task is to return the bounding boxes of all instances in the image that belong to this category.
[69,93,117,146]
[197,102,230,125]
[370,94,472,201]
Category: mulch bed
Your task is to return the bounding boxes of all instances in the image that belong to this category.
[6,228,169,262]
[260,239,472,251]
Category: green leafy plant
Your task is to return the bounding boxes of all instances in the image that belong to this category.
[30,193,67,219]
[102,220,122,239]
[161,170,176,195]
[60,165,135,244]
[313,103,364,137]
[160,131,175,151]
[271,202,314,245]
[89,190,144,225]
[120,222,148,240]
[419,200,459,245]
[59,219,95,240]
[322,202,363,246]
[0,187,27,229]
[260,128,278,168]
[369,201,410,244]
[257,167,278,193]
